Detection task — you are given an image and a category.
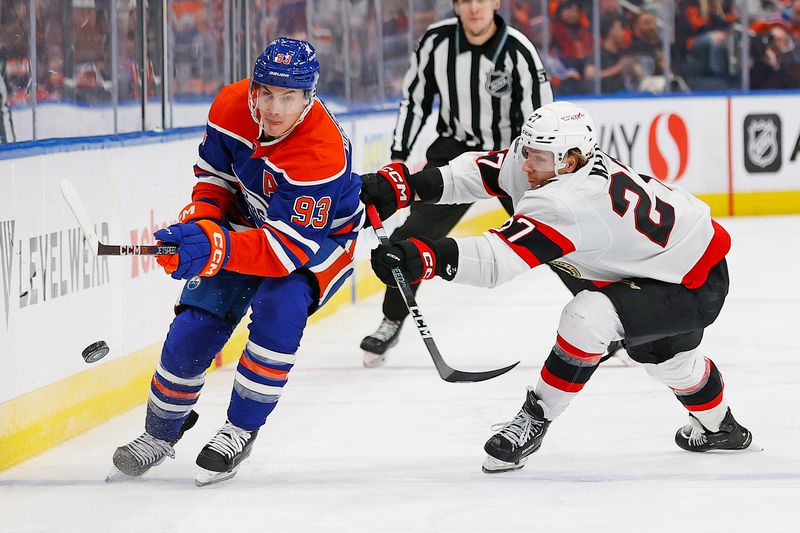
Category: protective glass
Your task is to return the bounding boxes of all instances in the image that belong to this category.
[512,138,557,172]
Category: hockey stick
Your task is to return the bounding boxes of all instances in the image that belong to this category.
[60,179,178,256]
[366,205,519,383]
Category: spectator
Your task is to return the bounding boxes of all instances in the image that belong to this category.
[275,0,308,39]
[585,15,630,93]
[676,0,737,77]
[752,0,800,39]
[550,0,594,93]
[551,0,593,70]
[750,25,800,88]
[0,0,31,107]
[1,45,17,143]
[599,0,633,48]
[626,9,666,89]
[784,0,800,37]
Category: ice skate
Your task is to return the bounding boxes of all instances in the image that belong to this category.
[482,387,551,473]
[195,421,259,487]
[360,317,403,367]
[106,410,198,482]
[675,408,754,452]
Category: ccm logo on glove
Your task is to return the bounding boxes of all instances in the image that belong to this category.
[418,249,435,280]
[203,230,227,276]
[359,162,413,224]
[381,165,409,204]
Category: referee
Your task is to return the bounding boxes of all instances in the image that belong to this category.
[361,0,553,367]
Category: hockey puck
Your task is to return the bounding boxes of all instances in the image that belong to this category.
[82,340,110,363]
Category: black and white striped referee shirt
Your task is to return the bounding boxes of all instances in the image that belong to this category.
[391,14,553,160]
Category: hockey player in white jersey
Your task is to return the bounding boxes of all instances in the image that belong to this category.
[360,101,753,473]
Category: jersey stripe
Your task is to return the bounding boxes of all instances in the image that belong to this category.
[490,215,575,268]
[555,334,604,365]
[246,340,296,365]
[266,219,321,253]
[681,220,730,289]
[519,216,576,255]
[195,175,238,193]
[195,155,238,183]
[208,120,254,150]
[476,150,509,197]
[262,224,310,265]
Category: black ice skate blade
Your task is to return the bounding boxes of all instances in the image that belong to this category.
[195,466,239,487]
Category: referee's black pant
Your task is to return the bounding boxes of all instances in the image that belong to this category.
[381,136,515,322]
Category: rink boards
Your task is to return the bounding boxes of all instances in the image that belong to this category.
[1,92,799,470]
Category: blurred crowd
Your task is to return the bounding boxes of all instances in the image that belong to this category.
[1,0,798,138]
[510,0,800,93]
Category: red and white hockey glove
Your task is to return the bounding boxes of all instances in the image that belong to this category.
[360,163,413,224]
[155,220,230,280]
[370,237,459,286]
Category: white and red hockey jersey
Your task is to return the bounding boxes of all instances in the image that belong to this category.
[439,148,730,289]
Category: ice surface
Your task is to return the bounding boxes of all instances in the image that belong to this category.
[1,216,798,532]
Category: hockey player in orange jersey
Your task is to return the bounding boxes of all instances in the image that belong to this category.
[108,38,363,486]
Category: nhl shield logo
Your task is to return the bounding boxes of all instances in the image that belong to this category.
[744,114,782,173]
[485,69,512,97]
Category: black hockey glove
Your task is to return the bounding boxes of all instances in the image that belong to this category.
[370,237,459,287]
[360,163,414,224]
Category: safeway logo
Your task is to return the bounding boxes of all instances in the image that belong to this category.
[648,113,689,183]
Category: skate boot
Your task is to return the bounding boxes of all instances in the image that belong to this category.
[106,410,199,482]
[675,408,752,452]
[195,421,259,487]
[360,317,403,368]
[483,387,552,473]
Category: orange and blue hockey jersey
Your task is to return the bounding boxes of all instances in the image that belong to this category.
[190,79,363,306]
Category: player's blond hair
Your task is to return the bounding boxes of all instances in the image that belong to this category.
[567,147,589,170]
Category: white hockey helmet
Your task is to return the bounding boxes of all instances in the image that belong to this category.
[514,101,597,173]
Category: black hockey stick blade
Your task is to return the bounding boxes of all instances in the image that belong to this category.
[367,205,519,383]
[422,332,519,383]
